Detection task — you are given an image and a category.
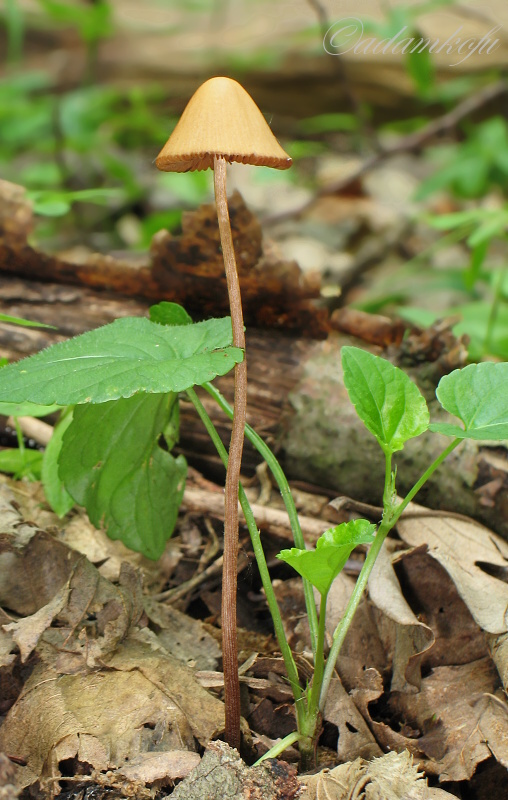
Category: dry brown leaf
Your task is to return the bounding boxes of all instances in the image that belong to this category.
[3,580,70,662]
[325,572,386,692]
[0,631,224,793]
[396,504,508,635]
[0,486,79,618]
[3,551,143,669]
[60,512,153,583]
[322,676,382,763]
[113,749,201,783]
[489,631,508,691]
[390,659,508,781]
[298,751,456,800]
[368,541,434,692]
[0,608,16,669]
[396,504,508,692]
[143,596,221,671]
[393,547,490,670]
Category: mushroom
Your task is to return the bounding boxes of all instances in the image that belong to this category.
[156,76,292,749]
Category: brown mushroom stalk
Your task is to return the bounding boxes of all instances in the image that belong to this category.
[213,153,247,748]
[156,77,291,751]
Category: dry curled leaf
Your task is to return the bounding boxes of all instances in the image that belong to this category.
[396,503,508,636]
[0,632,225,793]
[367,541,434,692]
[298,751,456,800]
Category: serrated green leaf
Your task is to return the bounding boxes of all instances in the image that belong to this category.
[277,520,376,597]
[149,302,192,327]
[41,410,75,517]
[59,393,187,559]
[432,362,508,441]
[341,346,429,454]
[0,316,242,406]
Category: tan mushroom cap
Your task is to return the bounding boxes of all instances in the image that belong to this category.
[155,77,292,173]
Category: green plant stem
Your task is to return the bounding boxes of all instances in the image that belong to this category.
[214,154,247,750]
[307,593,327,721]
[203,380,319,653]
[382,450,393,509]
[319,519,389,711]
[484,268,505,355]
[185,388,304,715]
[319,436,462,709]
[13,418,25,455]
[389,437,462,526]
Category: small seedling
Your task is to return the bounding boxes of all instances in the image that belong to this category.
[256,347,508,766]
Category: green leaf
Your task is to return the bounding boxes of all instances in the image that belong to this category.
[0,448,43,480]
[41,410,75,517]
[59,393,187,559]
[277,520,376,597]
[430,362,508,441]
[0,316,243,406]
[0,401,61,418]
[149,302,192,327]
[341,346,430,454]
[407,42,435,97]
[29,196,70,217]
[28,188,122,217]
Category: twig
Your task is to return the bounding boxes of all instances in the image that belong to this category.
[6,415,53,446]
[180,486,328,543]
[181,482,330,544]
[264,79,508,227]
[154,549,250,604]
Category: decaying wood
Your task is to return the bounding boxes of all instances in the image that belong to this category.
[0,181,328,337]
[0,183,507,542]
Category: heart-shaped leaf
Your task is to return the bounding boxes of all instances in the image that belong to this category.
[59,393,187,559]
[0,316,242,406]
[430,361,508,441]
[342,346,429,454]
[277,520,376,597]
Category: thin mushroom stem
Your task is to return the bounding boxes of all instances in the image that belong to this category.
[214,154,247,750]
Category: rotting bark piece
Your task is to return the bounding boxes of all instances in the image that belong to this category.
[0,179,327,336]
[166,741,300,800]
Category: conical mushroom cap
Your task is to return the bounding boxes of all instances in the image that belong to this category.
[156,77,292,173]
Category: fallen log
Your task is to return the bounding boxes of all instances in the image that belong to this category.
[0,182,506,541]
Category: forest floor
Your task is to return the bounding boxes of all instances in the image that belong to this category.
[1,3,508,798]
